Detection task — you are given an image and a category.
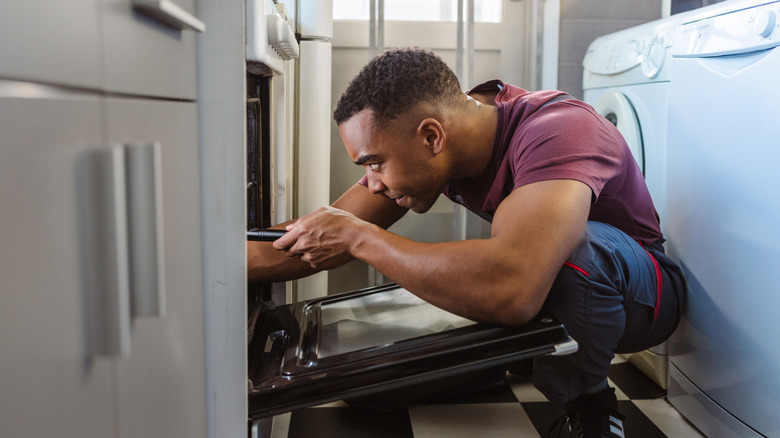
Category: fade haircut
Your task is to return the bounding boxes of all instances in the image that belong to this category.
[333,47,463,128]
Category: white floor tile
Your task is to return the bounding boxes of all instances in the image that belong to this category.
[313,400,349,408]
[269,412,291,438]
[409,403,540,438]
[633,399,706,438]
[507,374,548,403]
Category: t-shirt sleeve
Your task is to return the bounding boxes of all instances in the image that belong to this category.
[510,102,625,200]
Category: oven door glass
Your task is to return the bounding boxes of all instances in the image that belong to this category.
[315,286,476,358]
[248,283,576,420]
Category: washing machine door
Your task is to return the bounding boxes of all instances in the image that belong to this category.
[593,91,644,174]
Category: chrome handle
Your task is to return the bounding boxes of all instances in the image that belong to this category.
[124,142,166,318]
[133,0,205,33]
[85,146,132,357]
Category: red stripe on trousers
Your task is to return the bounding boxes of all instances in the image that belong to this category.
[564,261,589,277]
[644,250,663,321]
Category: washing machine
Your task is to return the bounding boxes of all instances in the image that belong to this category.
[582,14,690,390]
[665,1,780,436]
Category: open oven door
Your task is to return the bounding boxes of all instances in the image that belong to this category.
[248,283,577,420]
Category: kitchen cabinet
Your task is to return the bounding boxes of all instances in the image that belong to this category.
[106,98,206,437]
[0,0,206,436]
[0,0,101,89]
[101,0,199,99]
[0,91,115,438]
[0,0,199,99]
[0,92,206,438]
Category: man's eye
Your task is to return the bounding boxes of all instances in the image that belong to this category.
[369,163,379,171]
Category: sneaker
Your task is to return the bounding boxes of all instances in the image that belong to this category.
[548,387,626,438]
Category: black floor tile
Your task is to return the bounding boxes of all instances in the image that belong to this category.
[522,401,566,436]
[287,407,414,438]
[412,375,518,405]
[619,401,667,438]
[609,362,666,400]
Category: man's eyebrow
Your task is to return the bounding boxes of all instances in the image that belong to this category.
[354,154,378,166]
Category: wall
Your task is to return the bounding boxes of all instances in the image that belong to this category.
[557,0,662,98]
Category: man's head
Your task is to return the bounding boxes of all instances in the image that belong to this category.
[333,47,463,129]
[333,48,465,213]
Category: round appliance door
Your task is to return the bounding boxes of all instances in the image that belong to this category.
[594,91,644,175]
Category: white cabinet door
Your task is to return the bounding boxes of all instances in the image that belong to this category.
[105,98,207,437]
[101,0,198,100]
[0,90,114,438]
[0,1,101,88]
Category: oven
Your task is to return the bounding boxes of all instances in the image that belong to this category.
[246,69,287,334]
[245,0,298,332]
[247,282,577,424]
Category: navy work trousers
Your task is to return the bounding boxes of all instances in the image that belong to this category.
[533,221,686,403]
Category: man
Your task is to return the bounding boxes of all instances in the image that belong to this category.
[248,47,685,438]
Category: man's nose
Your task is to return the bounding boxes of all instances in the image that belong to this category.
[366,171,386,194]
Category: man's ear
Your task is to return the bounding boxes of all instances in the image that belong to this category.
[416,118,446,155]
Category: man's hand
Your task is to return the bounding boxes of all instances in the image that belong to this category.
[247,183,406,283]
[273,206,376,270]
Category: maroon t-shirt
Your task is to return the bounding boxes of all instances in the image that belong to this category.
[442,80,663,246]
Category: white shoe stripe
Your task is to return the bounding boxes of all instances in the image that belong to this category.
[609,422,625,438]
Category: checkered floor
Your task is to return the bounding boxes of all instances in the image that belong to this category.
[266,357,705,438]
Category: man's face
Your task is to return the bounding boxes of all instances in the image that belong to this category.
[339,110,446,213]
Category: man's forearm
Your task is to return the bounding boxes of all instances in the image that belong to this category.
[350,227,545,326]
[248,241,314,283]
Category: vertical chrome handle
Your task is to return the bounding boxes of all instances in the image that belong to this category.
[124,142,166,318]
[85,146,132,357]
[132,0,206,33]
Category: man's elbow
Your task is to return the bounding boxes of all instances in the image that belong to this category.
[494,305,540,327]
[490,283,547,326]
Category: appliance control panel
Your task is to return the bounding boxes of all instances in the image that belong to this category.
[672,1,780,57]
[583,19,679,79]
[640,34,667,78]
[583,38,642,75]
[247,0,299,75]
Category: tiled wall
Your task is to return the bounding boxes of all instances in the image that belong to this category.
[557,0,662,98]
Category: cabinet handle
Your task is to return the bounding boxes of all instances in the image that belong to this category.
[85,146,132,357]
[124,142,166,318]
[133,0,206,33]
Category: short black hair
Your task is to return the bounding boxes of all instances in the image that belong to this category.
[333,47,462,128]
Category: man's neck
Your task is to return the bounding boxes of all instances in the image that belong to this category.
[449,99,498,180]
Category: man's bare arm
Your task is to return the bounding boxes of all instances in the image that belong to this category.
[277,179,592,326]
[247,182,407,283]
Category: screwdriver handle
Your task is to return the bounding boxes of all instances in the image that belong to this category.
[247,228,287,241]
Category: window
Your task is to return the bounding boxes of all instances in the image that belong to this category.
[333,0,502,23]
